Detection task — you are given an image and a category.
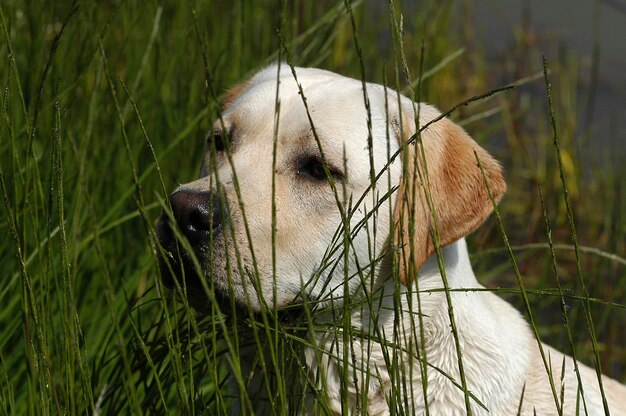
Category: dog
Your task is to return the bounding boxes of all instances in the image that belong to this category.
[157,64,626,415]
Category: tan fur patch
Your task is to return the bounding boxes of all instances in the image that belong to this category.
[222,80,251,109]
[393,112,506,284]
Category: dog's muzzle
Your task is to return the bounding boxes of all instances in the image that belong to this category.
[156,190,222,293]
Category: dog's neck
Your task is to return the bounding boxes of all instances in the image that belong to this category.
[363,238,489,346]
[299,239,532,414]
[410,238,482,290]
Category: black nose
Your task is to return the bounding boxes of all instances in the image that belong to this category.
[169,190,221,243]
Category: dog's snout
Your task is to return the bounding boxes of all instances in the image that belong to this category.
[169,190,221,242]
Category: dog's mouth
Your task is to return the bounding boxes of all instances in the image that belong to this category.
[155,188,232,311]
[156,221,306,324]
[156,242,238,314]
[156,213,211,309]
[156,212,264,316]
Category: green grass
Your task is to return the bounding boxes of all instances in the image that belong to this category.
[0,1,624,414]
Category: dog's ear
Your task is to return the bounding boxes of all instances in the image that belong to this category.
[391,102,506,285]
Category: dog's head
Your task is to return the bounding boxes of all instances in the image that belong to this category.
[156,65,505,311]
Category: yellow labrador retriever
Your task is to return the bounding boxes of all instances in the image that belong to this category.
[157,65,626,415]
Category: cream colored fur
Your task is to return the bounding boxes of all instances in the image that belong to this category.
[171,64,626,415]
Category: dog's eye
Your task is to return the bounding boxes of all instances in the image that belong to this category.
[207,131,225,152]
[298,157,339,181]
